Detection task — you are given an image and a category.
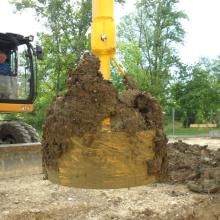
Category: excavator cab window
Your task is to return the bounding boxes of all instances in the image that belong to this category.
[9,49,17,76]
[0,33,38,105]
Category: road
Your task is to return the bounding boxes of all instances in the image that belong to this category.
[169,137,220,151]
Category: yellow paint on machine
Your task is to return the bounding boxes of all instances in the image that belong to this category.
[0,103,33,113]
[91,0,116,80]
[46,130,156,189]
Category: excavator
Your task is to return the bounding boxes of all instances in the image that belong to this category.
[0,0,164,188]
[0,33,43,177]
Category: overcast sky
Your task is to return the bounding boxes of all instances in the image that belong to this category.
[1,0,220,64]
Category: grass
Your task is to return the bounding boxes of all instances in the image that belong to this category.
[164,121,220,136]
[37,130,43,139]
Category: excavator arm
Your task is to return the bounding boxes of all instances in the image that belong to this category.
[91,0,116,80]
[91,0,136,87]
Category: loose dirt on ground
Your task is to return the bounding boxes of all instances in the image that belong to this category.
[167,141,220,193]
[0,174,219,220]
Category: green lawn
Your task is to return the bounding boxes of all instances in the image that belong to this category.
[164,121,220,135]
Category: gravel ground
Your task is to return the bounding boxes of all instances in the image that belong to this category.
[0,138,219,220]
[0,174,219,220]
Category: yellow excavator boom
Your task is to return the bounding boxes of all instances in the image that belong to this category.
[91,0,130,81]
[91,0,116,80]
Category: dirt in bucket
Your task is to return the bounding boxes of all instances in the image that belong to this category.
[42,53,219,194]
[42,52,167,182]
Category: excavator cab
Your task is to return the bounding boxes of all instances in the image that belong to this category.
[0,33,42,113]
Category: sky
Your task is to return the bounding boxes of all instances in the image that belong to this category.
[1,0,220,64]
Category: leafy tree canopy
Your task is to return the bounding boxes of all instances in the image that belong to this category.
[117,0,187,105]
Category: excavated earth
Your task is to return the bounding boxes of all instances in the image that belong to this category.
[168,141,220,193]
[42,53,167,182]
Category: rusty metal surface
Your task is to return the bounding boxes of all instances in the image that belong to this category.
[46,131,156,189]
[0,143,42,178]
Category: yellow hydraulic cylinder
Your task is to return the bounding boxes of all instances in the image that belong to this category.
[91,0,116,80]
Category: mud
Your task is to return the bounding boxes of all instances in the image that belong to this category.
[167,141,220,193]
[42,53,167,182]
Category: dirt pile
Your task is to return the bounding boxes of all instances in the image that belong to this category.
[167,141,220,193]
[42,53,167,184]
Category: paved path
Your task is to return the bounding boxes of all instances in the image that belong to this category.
[169,137,220,151]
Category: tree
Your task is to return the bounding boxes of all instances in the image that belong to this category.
[11,0,92,92]
[117,0,187,105]
[171,60,220,127]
